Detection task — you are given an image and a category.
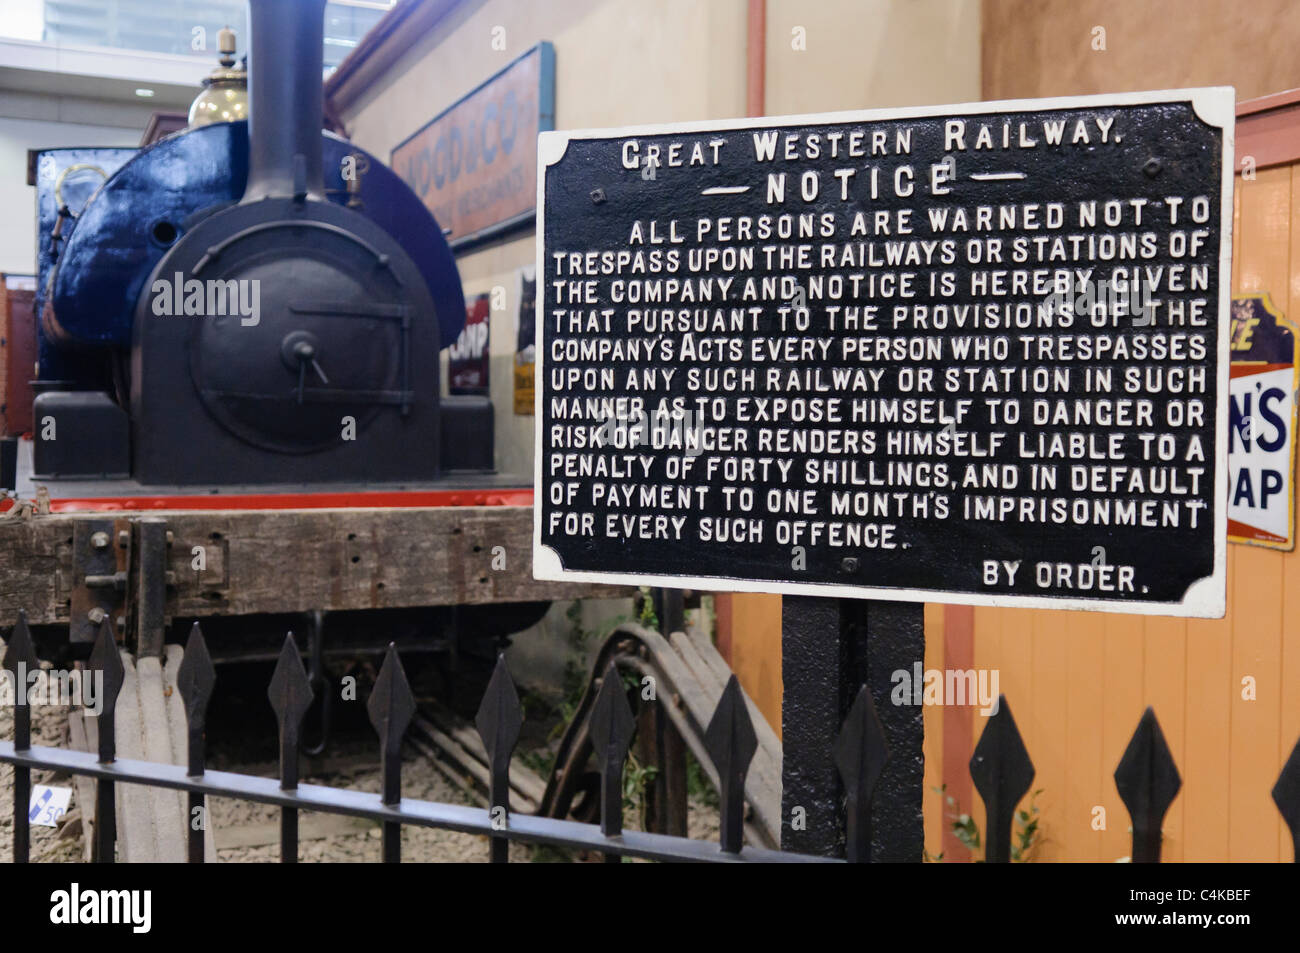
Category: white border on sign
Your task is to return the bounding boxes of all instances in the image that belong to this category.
[533,87,1235,619]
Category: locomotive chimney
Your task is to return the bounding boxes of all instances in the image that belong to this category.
[241,0,326,202]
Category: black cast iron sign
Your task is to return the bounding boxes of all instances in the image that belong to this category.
[533,89,1234,617]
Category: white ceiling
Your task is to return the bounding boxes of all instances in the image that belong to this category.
[0,37,207,110]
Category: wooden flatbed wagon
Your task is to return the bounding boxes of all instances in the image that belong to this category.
[0,489,628,663]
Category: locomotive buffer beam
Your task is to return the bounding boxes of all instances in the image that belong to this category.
[67,516,174,655]
[2,505,628,629]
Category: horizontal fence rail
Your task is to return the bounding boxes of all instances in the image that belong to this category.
[0,742,824,863]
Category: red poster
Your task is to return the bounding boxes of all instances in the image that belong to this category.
[449,293,490,394]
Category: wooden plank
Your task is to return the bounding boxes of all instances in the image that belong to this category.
[1228,544,1283,861]
[1181,549,1234,861]
[1229,165,1290,861]
[1065,611,1104,862]
[724,593,783,736]
[1283,163,1300,862]
[680,627,781,769]
[1029,608,1069,862]
[1141,615,1187,863]
[1100,613,1147,862]
[1237,94,1300,172]
[939,604,973,862]
[667,630,782,806]
[682,626,732,695]
[65,709,96,862]
[409,716,536,813]
[629,626,781,844]
[131,654,187,863]
[963,605,1002,861]
[0,506,629,625]
[419,703,547,804]
[922,602,945,862]
[0,515,71,623]
[2,284,36,436]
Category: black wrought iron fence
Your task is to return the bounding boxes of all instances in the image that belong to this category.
[0,613,840,864]
[3,610,1299,863]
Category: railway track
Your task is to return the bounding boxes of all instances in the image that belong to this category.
[407,703,546,813]
[537,623,781,848]
[407,622,781,849]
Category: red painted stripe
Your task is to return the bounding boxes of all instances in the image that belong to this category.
[1229,361,1292,379]
[2,488,533,513]
[941,603,975,863]
[1227,517,1287,544]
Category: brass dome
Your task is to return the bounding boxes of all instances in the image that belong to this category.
[188,26,248,127]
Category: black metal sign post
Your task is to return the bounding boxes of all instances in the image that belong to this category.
[781,596,923,859]
[534,88,1233,859]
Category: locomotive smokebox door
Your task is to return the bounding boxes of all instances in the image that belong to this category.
[130,0,444,485]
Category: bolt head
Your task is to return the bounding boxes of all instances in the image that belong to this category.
[90,531,110,549]
[87,607,107,624]
[841,557,860,573]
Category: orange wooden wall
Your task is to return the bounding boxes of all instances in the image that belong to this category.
[721,592,784,737]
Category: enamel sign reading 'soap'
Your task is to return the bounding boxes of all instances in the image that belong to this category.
[1229,294,1298,550]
